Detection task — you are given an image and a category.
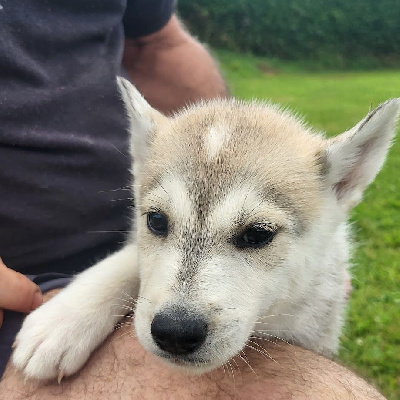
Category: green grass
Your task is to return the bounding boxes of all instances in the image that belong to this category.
[215,50,400,399]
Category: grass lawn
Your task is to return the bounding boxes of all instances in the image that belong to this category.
[215,50,400,399]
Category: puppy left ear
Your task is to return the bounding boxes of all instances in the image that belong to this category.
[325,99,399,210]
[116,77,167,173]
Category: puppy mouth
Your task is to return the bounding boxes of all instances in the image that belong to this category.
[158,352,207,365]
[156,351,213,370]
[170,357,187,366]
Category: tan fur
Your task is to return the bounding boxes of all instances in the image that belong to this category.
[141,100,324,225]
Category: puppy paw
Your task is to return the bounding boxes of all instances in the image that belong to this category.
[12,296,103,381]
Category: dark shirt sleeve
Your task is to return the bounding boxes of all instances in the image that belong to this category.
[123,0,177,38]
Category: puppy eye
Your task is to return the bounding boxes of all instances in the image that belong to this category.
[234,226,276,249]
[147,212,168,236]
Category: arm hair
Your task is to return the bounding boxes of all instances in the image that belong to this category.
[0,291,385,400]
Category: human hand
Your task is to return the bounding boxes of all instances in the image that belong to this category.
[0,257,43,330]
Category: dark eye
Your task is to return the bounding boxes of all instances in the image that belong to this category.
[147,212,168,236]
[234,226,276,249]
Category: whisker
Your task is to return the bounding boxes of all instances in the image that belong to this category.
[154,179,169,199]
[110,198,134,202]
[98,186,130,194]
[252,328,291,332]
[252,332,293,346]
[107,329,133,348]
[238,351,258,377]
[112,313,134,319]
[226,360,236,387]
[146,193,167,203]
[111,144,129,158]
[110,304,135,312]
[114,321,134,330]
[112,314,134,318]
[137,295,151,303]
[244,199,265,221]
[230,357,243,378]
[249,335,282,347]
[221,363,227,376]
[113,296,138,307]
[121,290,148,304]
[245,341,281,367]
[87,230,131,233]
[245,343,273,361]
[255,313,294,320]
[118,291,137,300]
[215,349,229,377]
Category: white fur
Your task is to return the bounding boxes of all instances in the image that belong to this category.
[325,99,398,210]
[144,174,193,223]
[13,79,399,380]
[209,185,292,232]
[13,245,139,379]
[205,124,230,159]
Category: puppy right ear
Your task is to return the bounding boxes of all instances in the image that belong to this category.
[116,77,166,172]
[324,98,399,210]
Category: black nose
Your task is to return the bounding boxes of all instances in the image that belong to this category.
[151,311,208,355]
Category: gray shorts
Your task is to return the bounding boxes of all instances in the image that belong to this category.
[0,273,73,378]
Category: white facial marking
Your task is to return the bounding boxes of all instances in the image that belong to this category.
[205,124,230,160]
[145,174,193,221]
[209,185,291,232]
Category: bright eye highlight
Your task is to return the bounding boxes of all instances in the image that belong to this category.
[147,212,168,236]
[234,226,276,249]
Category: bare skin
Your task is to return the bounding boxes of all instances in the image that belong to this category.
[0,258,42,330]
[123,15,229,115]
[0,290,385,400]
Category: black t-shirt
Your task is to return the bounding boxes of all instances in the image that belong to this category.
[0,0,175,273]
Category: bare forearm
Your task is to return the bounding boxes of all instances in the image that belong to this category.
[1,312,384,399]
[123,15,228,115]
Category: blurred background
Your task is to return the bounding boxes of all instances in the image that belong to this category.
[178,1,400,398]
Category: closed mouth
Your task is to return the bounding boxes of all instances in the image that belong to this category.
[158,352,211,367]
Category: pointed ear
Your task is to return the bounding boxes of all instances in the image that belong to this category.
[324,99,399,210]
[116,77,167,172]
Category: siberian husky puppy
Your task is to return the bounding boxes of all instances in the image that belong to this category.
[13,78,399,381]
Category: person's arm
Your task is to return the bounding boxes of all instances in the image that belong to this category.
[0,292,385,400]
[123,15,229,115]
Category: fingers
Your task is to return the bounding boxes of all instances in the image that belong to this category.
[0,258,43,313]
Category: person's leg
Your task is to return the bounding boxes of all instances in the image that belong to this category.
[0,289,384,400]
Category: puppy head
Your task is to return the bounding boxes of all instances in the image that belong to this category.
[118,78,399,372]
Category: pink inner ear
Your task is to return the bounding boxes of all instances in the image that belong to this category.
[332,139,376,202]
[333,177,352,200]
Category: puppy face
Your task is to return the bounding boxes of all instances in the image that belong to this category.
[133,103,323,371]
[117,77,399,372]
